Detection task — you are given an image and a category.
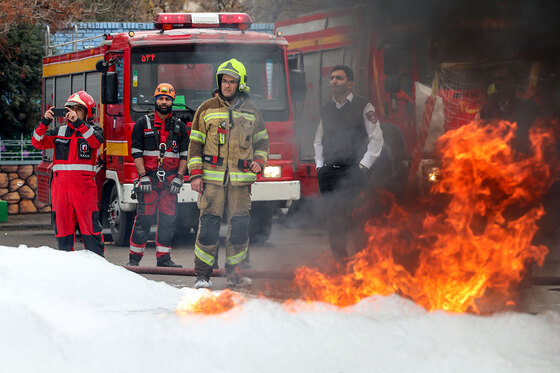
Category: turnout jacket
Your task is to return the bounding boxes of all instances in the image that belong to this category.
[187,95,269,186]
[32,118,104,175]
[130,113,189,173]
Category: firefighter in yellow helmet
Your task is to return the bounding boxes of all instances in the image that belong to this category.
[187,59,269,289]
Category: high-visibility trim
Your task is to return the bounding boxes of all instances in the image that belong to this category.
[140,150,180,158]
[163,151,179,158]
[33,131,44,141]
[180,151,188,157]
[253,130,268,143]
[254,150,268,161]
[233,112,256,121]
[226,247,248,265]
[82,126,94,139]
[202,169,225,182]
[203,113,229,122]
[195,245,215,266]
[130,244,146,254]
[156,245,171,254]
[217,67,240,78]
[57,126,68,136]
[230,172,256,182]
[203,112,255,122]
[188,156,203,168]
[131,147,143,154]
[107,140,129,156]
[190,130,206,144]
[52,164,95,172]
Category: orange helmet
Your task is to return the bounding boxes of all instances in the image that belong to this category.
[65,91,96,122]
[154,83,175,100]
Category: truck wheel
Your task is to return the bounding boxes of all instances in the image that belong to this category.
[108,185,134,246]
[249,201,273,244]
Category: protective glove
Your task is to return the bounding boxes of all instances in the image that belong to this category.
[139,175,152,193]
[169,175,184,194]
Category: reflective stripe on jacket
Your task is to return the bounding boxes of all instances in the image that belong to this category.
[31,118,104,176]
[187,95,269,186]
[130,112,189,172]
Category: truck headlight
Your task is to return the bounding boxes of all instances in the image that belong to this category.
[262,166,281,178]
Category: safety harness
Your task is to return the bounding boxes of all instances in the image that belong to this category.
[131,113,182,203]
[145,113,181,182]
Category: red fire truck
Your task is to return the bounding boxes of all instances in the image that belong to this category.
[275,5,544,198]
[38,13,302,245]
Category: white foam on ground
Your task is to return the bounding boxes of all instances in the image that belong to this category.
[1,245,559,372]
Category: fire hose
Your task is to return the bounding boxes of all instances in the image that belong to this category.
[123,265,295,280]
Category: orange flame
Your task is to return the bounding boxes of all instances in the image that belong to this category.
[294,120,559,313]
[176,289,245,315]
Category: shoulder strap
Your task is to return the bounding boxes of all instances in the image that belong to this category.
[145,114,161,145]
[170,117,181,136]
[144,114,152,129]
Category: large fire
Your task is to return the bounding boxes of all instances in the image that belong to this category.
[179,120,557,315]
[294,120,558,313]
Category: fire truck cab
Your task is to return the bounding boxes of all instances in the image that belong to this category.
[39,13,301,245]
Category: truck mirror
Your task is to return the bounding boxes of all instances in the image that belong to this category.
[384,75,401,94]
[290,69,306,102]
[96,59,109,73]
[383,47,401,76]
[102,72,119,104]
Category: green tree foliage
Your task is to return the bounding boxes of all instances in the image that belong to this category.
[0,24,44,137]
[0,0,83,137]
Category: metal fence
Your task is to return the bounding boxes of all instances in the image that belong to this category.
[0,135,43,165]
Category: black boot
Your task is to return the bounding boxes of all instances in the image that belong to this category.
[126,253,142,266]
[157,255,182,268]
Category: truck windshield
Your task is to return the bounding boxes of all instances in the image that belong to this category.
[131,44,288,121]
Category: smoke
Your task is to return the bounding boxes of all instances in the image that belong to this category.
[284,0,560,266]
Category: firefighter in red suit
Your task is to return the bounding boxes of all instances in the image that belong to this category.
[32,91,105,256]
[127,83,188,267]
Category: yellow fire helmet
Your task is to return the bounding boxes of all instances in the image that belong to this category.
[216,59,250,93]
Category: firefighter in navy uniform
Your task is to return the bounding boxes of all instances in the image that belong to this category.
[128,83,189,267]
[314,65,384,264]
[188,59,269,289]
[32,91,105,256]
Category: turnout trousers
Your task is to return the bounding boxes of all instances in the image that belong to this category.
[129,184,177,260]
[194,182,251,278]
[51,172,104,256]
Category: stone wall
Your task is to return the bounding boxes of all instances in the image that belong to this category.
[0,165,50,214]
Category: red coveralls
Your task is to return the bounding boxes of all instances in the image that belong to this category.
[129,112,189,263]
[32,117,105,255]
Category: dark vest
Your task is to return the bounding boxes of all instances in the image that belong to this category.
[321,96,368,166]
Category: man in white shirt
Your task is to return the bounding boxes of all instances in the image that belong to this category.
[314,65,384,263]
